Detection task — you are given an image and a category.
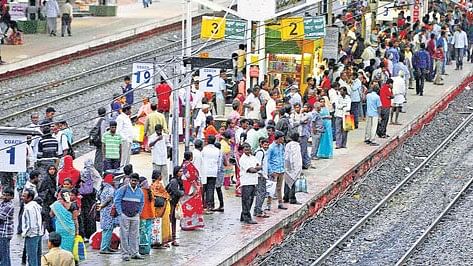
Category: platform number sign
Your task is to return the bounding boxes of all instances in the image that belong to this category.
[199,68,220,92]
[281,17,304,41]
[132,62,154,90]
[0,135,27,172]
[201,16,226,40]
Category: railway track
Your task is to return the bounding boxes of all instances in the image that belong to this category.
[310,112,473,266]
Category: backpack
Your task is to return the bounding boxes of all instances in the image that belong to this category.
[89,118,104,147]
[79,172,95,195]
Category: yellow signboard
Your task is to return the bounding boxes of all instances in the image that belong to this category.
[280,17,304,41]
[200,16,226,39]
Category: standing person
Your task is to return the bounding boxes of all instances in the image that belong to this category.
[412,43,431,96]
[156,78,172,121]
[138,176,155,255]
[453,25,468,70]
[0,188,14,266]
[61,0,72,37]
[79,159,101,240]
[377,79,394,139]
[114,173,145,261]
[317,99,334,158]
[253,138,270,218]
[148,124,170,184]
[192,140,205,204]
[50,189,79,255]
[51,122,69,162]
[283,132,302,205]
[243,86,262,120]
[57,155,80,187]
[238,143,261,224]
[116,105,134,167]
[311,102,324,159]
[220,131,234,190]
[41,232,75,266]
[166,167,184,246]
[334,87,351,149]
[364,87,381,146]
[36,126,59,177]
[433,45,445,85]
[21,189,43,266]
[299,104,312,169]
[216,70,227,116]
[45,0,60,36]
[122,76,134,105]
[201,135,220,211]
[391,72,406,125]
[180,151,205,230]
[40,107,56,126]
[144,104,168,145]
[98,174,118,254]
[92,107,109,174]
[194,104,211,140]
[267,131,287,210]
[150,170,172,248]
[350,72,363,129]
[102,121,122,171]
[37,165,57,233]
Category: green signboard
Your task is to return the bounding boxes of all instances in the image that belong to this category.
[304,16,325,39]
[225,19,246,41]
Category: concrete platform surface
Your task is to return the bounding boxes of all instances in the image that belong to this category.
[5,63,464,266]
[0,0,232,74]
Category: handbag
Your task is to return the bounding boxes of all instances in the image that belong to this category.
[154,196,166,208]
[73,235,87,262]
[343,114,355,131]
[265,179,277,198]
[294,175,308,193]
[174,203,183,220]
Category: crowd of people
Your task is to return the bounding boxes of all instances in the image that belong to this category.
[1,0,473,265]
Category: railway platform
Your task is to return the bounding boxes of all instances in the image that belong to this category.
[0,0,232,76]
[9,63,465,266]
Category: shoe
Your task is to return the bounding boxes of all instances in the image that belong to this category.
[434,83,444,85]
[256,213,270,218]
[122,257,130,261]
[278,204,288,210]
[131,254,145,260]
[265,205,271,211]
[302,166,309,170]
[61,34,64,37]
[365,140,371,144]
[212,207,224,212]
[419,93,423,96]
[171,241,180,246]
[243,220,258,224]
[108,248,118,253]
[68,34,72,37]
[290,201,302,205]
[100,250,114,254]
[369,142,380,146]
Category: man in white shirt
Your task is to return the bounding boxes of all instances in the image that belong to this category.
[238,143,261,224]
[116,105,134,167]
[193,104,211,140]
[452,25,468,70]
[51,122,68,157]
[266,91,278,122]
[243,87,261,120]
[44,0,60,36]
[21,188,44,266]
[192,139,204,194]
[216,70,227,116]
[253,138,270,217]
[148,124,170,185]
[201,136,221,210]
[288,86,302,107]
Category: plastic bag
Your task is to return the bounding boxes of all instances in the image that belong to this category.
[73,235,87,262]
[132,124,145,142]
[266,179,277,198]
[175,203,183,220]
[343,114,355,131]
[294,175,308,193]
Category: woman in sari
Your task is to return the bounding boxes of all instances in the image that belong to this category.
[317,97,334,159]
[220,131,234,190]
[98,174,118,254]
[150,170,172,248]
[180,152,205,230]
[166,166,184,246]
[139,176,156,255]
[50,189,79,254]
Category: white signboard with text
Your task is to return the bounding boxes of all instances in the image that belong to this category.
[132,62,154,90]
[199,68,220,92]
[0,135,27,172]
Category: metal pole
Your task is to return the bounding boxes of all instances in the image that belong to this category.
[257,21,265,83]
[172,63,180,168]
[184,0,192,151]
[245,20,252,90]
[327,0,332,25]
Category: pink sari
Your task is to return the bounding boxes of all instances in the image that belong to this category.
[180,161,205,230]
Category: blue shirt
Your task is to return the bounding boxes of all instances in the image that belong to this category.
[114,184,144,217]
[412,49,431,70]
[386,47,400,64]
[392,62,410,79]
[122,84,134,105]
[366,91,381,117]
[350,79,362,102]
[267,142,285,174]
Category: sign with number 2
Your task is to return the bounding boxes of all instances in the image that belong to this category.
[281,17,304,41]
[199,68,220,92]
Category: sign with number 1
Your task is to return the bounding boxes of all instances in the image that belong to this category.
[132,62,154,91]
[0,134,27,172]
[199,68,220,92]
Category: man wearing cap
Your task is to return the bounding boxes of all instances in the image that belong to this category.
[40,107,56,126]
[194,104,211,140]
[267,131,287,210]
[116,105,134,167]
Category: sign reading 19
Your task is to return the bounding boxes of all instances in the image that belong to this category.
[134,70,152,84]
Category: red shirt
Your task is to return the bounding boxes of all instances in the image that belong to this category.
[155,83,172,112]
[379,84,393,108]
[320,76,331,90]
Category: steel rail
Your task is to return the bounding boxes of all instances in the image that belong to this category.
[395,170,473,265]
[1,34,201,104]
[311,112,473,266]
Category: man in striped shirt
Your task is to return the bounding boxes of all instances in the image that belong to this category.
[21,189,43,266]
[0,188,15,266]
[36,126,59,178]
[102,121,122,171]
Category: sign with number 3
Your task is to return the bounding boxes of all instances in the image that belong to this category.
[0,135,27,172]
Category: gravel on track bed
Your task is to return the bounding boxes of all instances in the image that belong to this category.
[253,86,473,266]
[405,186,473,266]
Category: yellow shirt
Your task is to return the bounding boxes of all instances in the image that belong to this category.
[144,111,169,136]
[41,247,75,266]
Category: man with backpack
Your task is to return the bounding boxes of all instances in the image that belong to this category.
[90,107,109,174]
